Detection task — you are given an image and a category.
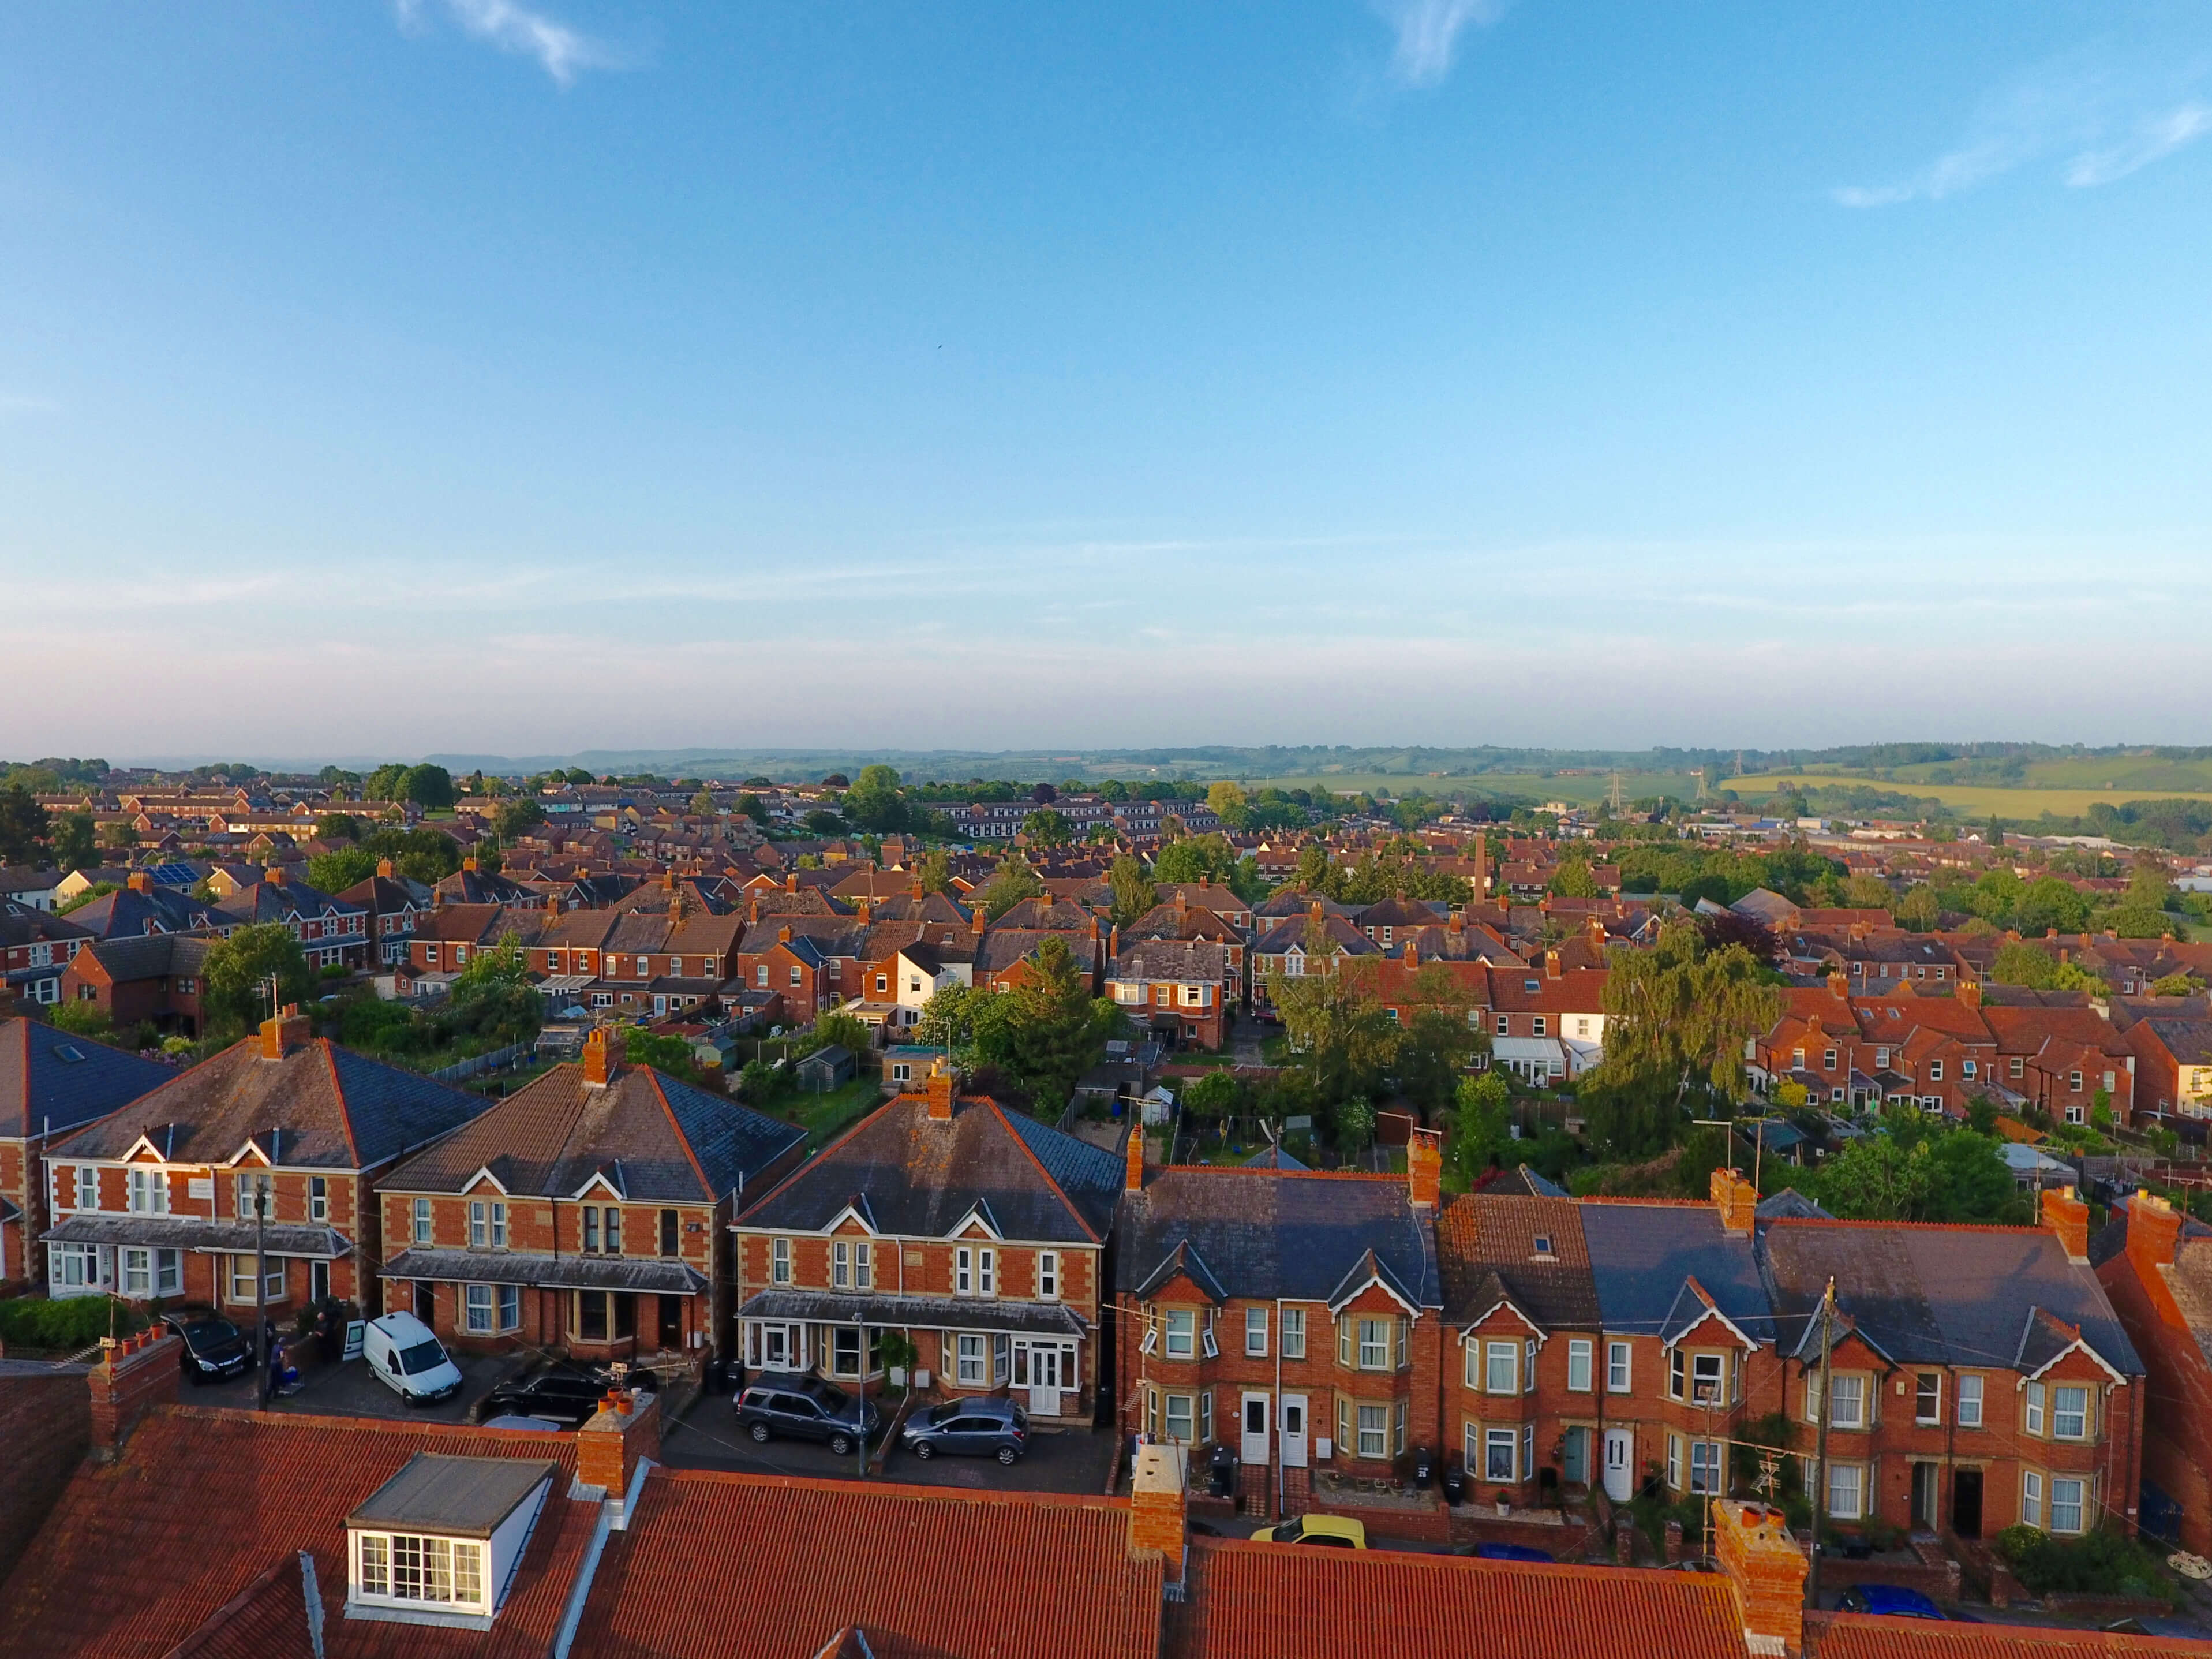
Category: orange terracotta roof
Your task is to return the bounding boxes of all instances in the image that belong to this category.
[1814,1615,2190,1658]
[1166,1539,1751,1659]
[0,1407,594,1659]
[571,1468,1164,1659]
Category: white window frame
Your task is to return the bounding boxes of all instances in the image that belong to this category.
[1357,1403,1390,1460]
[465,1283,495,1334]
[1164,1392,1195,1443]
[2024,1381,2045,1437]
[1485,1425,1517,1482]
[1567,1339,1593,1393]
[1691,1352,1724,1407]
[2050,1476,2086,1534]
[412,1197,433,1246]
[2022,1470,2043,1529]
[1245,1306,1268,1357]
[1484,1340,1517,1395]
[1607,1340,1631,1393]
[1163,1309,1196,1360]
[128,1167,169,1215]
[1827,1463,1863,1520]
[1358,1318,1391,1372]
[1958,1374,1983,1428]
[771,1237,792,1285]
[74,1165,98,1211]
[1915,1372,1941,1426]
[1038,1250,1058,1301]
[2052,1385,2089,1441]
[1281,1306,1305,1359]
[353,1530,488,1614]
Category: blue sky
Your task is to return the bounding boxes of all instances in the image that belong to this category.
[3,2,2209,762]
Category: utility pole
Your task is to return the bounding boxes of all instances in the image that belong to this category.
[1806,1278,1836,1610]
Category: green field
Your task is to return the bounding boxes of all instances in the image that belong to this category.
[1732,774,2212,821]
[1239,770,1705,804]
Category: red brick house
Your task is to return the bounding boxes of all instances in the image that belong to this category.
[2122,1014,2212,1123]
[2096,1190,2212,1553]
[1107,938,1232,1049]
[57,934,209,1038]
[376,1026,803,1369]
[39,1009,485,1315]
[1113,1130,1446,1516]
[0,1017,172,1290]
[1,901,91,1010]
[732,1066,1121,1423]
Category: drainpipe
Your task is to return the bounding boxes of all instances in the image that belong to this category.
[1275,1296,1286,1519]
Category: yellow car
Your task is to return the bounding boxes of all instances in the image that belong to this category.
[1251,1514,1367,1549]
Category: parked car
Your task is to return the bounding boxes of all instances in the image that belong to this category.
[900,1397,1029,1465]
[1251,1515,1367,1549]
[163,1311,252,1385]
[733,1371,879,1456]
[361,1312,463,1406]
[1473,1542,1554,1563]
[1837,1586,1943,1620]
[473,1364,657,1428]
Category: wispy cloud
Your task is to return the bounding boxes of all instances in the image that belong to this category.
[2067,102,2212,186]
[1369,0,1509,89]
[0,391,57,415]
[1836,57,2212,207]
[394,0,612,87]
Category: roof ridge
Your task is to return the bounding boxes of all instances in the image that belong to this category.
[1769,1216,2052,1237]
[1154,1164,1404,1184]
[989,1101,1101,1244]
[652,1463,1131,1515]
[643,1065,717,1202]
[316,1039,362,1165]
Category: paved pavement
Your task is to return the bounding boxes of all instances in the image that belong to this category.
[662,1398,1120,1495]
[186,1347,523,1425]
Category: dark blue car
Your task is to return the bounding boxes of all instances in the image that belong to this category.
[1838,1585,1942,1620]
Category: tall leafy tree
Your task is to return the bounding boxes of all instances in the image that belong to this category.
[1590,921,1780,1108]
[399,764,455,810]
[1023,808,1072,848]
[1109,855,1157,927]
[0,784,51,866]
[51,810,99,874]
[979,855,1045,918]
[201,924,315,1038]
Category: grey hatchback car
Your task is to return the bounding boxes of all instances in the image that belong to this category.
[900,1396,1030,1464]
[733,1372,880,1456]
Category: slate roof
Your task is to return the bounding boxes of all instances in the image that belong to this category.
[0,1016,174,1138]
[1579,1201,1776,1346]
[47,1036,486,1171]
[1760,1219,2143,1375]
[62,885,214,940]
[0,1408,598,1659]
[739,1093,1124,1243]
[1436,1193,1600,1330]
[2134,1015,2212,1065]
[74,932,212,984]
[379,1059,802,1205]
[381,1246,705,1295]
[1116,1168,1441,1307]
[1110,938,1230,982]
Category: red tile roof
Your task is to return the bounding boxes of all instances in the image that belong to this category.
[1166,1539,1752,1659]
[1813,1615,2191,1658]
[571,1467,1165,1659]
[0,1407,596,1659]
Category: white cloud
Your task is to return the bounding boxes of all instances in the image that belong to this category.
[1836,59,2211,207]
[394,0,612,87]
[2067,103,2212,186]
[1369,0,1509,89]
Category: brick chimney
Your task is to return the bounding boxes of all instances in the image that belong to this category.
[88,1329,182,1459]
[1404,941,1419,968]
[1127,1443,1187,1583]
[2041,1185,2090,1264]
[1712,1167,1758,1235]
[1544,949,1562,981]
[582,1025,624,1088]
[1712,1500,1807,1657]
[1826,970,1848,1000]
[909,879,924,902]
[126,870,154,894]
[923,1060,955,1122]
[463,857,478,873]
[376,858,395,879]
[264,865,286,887]
[259,1006,312,1060]
[1407,1128,1442,1209]
[1958,977,1981,1009]
[2126,1190,2185,1273]
[859,900,872,925]
[777,925,792,944]
[1125,1123,1146,1193]
[785,874,798,892]
[578,1387,660,1514]
[971,905,986,935]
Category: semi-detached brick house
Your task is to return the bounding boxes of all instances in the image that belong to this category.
[2095,1191,2212,1553]
[57,933,210,1038]
[39,1009,485,1317]
[1114,1129,1446,1517]
[1107,937,1232,1050]
[1,900,91,1009]
[0,1016,171,1290]
[2123,1014,2212,1122]
[208,865,369,970]
[377,1026,803,1369]
[732,1066,1121,1424]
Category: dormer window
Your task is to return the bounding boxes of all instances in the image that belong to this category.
[346,1454,552,1631]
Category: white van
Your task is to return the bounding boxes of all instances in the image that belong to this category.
[362,1311,465,1406]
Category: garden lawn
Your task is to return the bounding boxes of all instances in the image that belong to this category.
[793,1078,885,1147]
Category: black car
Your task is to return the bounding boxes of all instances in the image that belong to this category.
[163,1312,252,1385]
[473,1364,659,1428]
[900,1396,1028,1465]
[733,1372,879,1456]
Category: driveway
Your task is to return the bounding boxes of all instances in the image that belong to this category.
[187,1347,523,1425]
[661,1399,1119,1496]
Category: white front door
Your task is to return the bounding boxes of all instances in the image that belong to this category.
[1240,1392,1271,1464]
[1603,1428,1634,1502]
[1280,1394,1309,1468]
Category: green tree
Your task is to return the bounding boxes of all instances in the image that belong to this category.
[454,935,533,992]
[1022,808,1072,848]
[804,809,846,836]
[843,764,909,832]
[916,848,954,895]
[1181,1070,1241,1145]
[315,812,363,843]
[2149,971,2203,997]
[980,855,1045,919]
[1446,1071,1514,1187]
[1897,885,1942,931]
[1153,832,1240,886]
[399,764,455,810]
[1333,1096,1376,1155]
[201,924,315,1038]
[624,1029,706,1084]
[51,810,99,874]
[735,793,769,825]
[690,789,717,819]
[1294,843,1334,893]
[1206,780,1249,830]
[1109,855,1157,927]
[1591,921,1780,1108]
[1990,941,2105,993]
[1548,859,1600,899]
[0,784,51,865]
[1267,967,1400,1109]
[307,847,379,892]
[1839,873,1895,910]
[492,798,546,840]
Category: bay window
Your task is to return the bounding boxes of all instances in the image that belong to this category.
[1163,1309,1196,1359]
[1484,1340,1517,1394]
[2052,1385,2089,1441]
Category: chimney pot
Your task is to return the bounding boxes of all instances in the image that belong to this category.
[1712,1499,1807,1656]
[1127,1443,1188,1581]
[1125,1123,1146,1192]
[1407,1128,1441,1208]
[2127,1189,2185,1271]
[578,1388,660,1499]
[2041,1184,2090,1263]
[924,1060,955,1122]
[259,1007,313,1060]
[463,857,477,873]
[1711,1167,1758,1235]
[582,1025,624,1088]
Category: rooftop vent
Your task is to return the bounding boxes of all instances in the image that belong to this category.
[344,1454,553,1631]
